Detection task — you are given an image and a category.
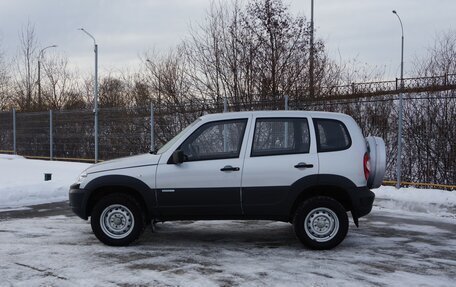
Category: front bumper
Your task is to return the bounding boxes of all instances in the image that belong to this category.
[69,183,89,220]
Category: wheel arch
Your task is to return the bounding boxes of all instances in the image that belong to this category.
[83,175,156,222]
[288,174,357,222]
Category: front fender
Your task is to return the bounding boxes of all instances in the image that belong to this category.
[81,175,156,219]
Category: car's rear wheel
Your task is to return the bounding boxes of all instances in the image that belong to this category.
[293,196,348,250]
[91,193,145,246]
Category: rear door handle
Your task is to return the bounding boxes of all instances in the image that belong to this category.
[220,165,240,171]
[294,162,314,169]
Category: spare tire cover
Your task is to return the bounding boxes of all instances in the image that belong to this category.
[366,136,386,189]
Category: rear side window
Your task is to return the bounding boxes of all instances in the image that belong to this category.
[313,119,351,152]
[251,118,310,157]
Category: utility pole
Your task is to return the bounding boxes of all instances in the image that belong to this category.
[392,10,405,189]
[79,28,99,163]
[309,0,315,99]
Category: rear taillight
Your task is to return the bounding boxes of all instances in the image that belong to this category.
[363,152,370,181]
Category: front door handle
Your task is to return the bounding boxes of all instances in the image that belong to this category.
[220,165,240,171]
[294,162,314,169]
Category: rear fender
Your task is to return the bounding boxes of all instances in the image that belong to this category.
[289,174,357,221]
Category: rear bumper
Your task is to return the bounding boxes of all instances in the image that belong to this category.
[69,184,89,220]
[349,187,375,219]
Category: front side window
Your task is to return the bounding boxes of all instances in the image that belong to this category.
[180,119,247,161]
[251,118,310,157]
[157,118,201,154]
[313,119,351,152]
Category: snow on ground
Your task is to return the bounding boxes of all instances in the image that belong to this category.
[0,207,455,287]
[0,154,90,210]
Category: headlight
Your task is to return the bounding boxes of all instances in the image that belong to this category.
[75,172,87,184]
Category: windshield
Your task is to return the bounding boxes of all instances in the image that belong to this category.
[156,118,202,154]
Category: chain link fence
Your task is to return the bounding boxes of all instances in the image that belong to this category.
[0,91,455,188]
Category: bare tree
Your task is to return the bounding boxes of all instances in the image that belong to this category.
[0,41,11,110]
[41,53,83,109]
[402,30,456,185]
[242,0,311,99]
[184,0,331,110]
[99,75,127,108]
[130,76,150,108]
[144,47,202,145]
[414,30,456,77]
[13,22,38,111]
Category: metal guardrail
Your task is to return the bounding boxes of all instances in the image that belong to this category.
[383,180,456,190]
[22,155,100,163]
[319,73,456,100]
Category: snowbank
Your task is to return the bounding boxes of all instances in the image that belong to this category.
[0,155,90,210]
[373,186,456,219]
[0,154,25,160]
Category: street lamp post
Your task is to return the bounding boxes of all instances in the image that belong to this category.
[79,28,99,163]
[38,45,57,109]
[145,59,159,153]
[309,0,315,99]
[392,10,404,189]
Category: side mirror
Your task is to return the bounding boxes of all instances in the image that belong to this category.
[172,149,185,164]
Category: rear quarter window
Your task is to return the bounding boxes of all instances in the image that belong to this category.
[313,118,351,152]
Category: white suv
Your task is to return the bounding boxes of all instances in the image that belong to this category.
[70,111,386,249]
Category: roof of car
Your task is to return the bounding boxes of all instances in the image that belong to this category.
[199,110,351,121]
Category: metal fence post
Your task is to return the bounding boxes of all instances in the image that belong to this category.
[49,110,53,160]
[94,108,99,163]
[12,109,16,155]
[150,103,155,153]
[284,95,289,147]
[223,96,227,113]
[397,89,404,189]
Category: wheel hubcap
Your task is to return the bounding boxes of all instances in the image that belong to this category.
[304,207,339,242]
[100,204,135,239]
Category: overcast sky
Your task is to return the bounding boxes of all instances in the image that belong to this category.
[0,0,454,80]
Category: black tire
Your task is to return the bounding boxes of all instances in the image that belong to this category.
[91,193,146,246]
[293,196,348,250]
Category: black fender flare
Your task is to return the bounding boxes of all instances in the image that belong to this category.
[288,174,359,221]
[82,175,156,220]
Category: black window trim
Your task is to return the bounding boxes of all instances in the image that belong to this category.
[312,118,352,153]
[250,117,311,158]
[169,118,249,163]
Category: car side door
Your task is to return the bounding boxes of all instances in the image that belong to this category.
[155,118,250,218]
[241,116,318,217]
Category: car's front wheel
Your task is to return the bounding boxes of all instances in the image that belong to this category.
[293,196,348,250]
[91,193,145,246]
